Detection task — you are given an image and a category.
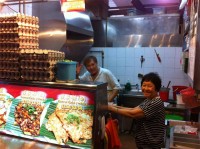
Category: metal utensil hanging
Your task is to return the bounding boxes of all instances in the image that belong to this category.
[154,49,161,63]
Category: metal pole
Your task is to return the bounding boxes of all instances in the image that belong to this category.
[19,0,21,13]
[3,0,48,6]
[23,0,25,14]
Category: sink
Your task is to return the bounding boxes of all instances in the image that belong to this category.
[120,90,144,97]
[118,90,145,108]
[131,89,142,92]
[130,91,144,96]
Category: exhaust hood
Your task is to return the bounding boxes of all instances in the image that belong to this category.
[64,11,93,36]
[105,14,182,47]
[32,1,94,63]
[62,11,94,62]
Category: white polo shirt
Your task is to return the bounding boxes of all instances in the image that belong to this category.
[79,67,121,91]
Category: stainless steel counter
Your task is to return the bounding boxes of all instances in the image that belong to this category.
[165,104,191,121]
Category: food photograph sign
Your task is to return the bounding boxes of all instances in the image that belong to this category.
[0,84,95,149]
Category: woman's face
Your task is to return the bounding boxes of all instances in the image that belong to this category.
[85,59,99,76]
[141,81,158,99]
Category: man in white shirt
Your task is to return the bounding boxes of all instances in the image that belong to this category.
[77,56,121,102]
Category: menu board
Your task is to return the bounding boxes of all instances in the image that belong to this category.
[0,84,95,149]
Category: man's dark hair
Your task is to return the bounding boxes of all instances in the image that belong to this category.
[141,72,162,91]
[83,56,98,66]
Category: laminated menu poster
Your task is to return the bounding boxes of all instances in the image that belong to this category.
[40,94,94,149]
[5,90,52,139]
[0,88,13,130]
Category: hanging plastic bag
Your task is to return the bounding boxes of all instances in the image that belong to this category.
[180,87,200,108]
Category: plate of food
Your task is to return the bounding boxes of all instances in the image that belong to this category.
[40,100,94,149]
[0,88,13,130]
[5,92,52,138]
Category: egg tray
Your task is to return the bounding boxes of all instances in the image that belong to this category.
[0,70,20,80]
[0,17,39,26]
[0,33,39,43]
[0,51,20,60]
[0,42,39,50]
[21,70,55,81]
[20,50,65,61]
[0,27,38,31]
[0,61,20,70]
[0,22,39,27]
[0,30,39,36]
[20,54,65,61]
[20,60,56,71]
[0,49,65,61]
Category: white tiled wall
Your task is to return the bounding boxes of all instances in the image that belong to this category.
[89,47,190,99]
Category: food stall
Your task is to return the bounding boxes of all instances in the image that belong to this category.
[0,80,107,149]
[0,2,108,148]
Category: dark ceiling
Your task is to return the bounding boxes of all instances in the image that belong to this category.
[2,0,182,18]
[108,0,181,16]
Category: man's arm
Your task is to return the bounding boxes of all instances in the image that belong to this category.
[106,69,121,102]
[108,89,119,102]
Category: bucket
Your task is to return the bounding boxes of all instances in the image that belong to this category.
[56,61,77,81]
[172,86,188,100]
[176,94,184,105]
[159,87,170,102]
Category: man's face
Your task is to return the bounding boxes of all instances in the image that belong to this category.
[85,60,99,76]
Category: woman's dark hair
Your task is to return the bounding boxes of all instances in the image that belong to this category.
[141,72,162,91]
[83,56,98,66]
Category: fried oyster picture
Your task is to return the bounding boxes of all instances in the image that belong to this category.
[14,102,44,136]
[46,109,93,144]
[0,99,12,127]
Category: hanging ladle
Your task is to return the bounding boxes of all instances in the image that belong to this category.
[166,81,171,89]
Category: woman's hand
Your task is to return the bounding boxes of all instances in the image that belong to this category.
[108,104,112,111]
[108,104,117,113]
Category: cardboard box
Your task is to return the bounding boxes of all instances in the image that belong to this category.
[169,120,200,149]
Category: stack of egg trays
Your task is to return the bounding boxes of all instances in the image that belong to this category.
[0,50,20,80]
[0,13,39,50]
[20,49,65,81]
[0,14,40,80]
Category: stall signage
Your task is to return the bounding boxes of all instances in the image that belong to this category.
[0,88,7,100]
[0,84,94,148]
[21,90,46,101]
[0,84,95,105]
[57,94,87,110]
[60,0,85,12]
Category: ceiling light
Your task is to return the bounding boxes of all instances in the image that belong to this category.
[0,0,5,3]
[179,0,187,10]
